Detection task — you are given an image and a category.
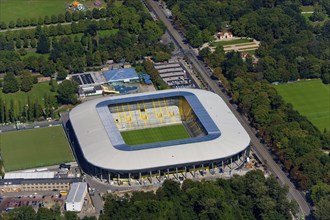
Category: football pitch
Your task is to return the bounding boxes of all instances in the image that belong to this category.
[275,80,330,131]
[0,126,74,171]
[0,0,68,23]
[121,124,190,146]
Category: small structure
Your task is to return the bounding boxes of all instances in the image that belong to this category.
[78,85,103,97]
[217,31,233,40]
[65,182,87,212]
[103,68,139,83]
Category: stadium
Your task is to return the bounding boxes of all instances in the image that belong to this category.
[69,89,250,182]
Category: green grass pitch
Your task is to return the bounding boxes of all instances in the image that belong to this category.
[0,0,68,23]
[0,126,74,171]
[120,124,190,146]
[275,79,330,132]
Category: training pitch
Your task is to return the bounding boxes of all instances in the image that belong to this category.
[0,126,74,171]
[120,124,190,146]
[275,79,330,131]
[0,0,68,23]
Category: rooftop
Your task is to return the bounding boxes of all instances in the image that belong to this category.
[66,182,87,204]
[103,68,138,82]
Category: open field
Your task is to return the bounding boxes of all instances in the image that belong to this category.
[0,82,56,114]
[0,126,74,171]
[0,0,67,23]
[275,79,330,131]
[211,38,253,47]
[121,124,190,146]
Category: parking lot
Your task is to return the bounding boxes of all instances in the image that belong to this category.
[0,192,66,213]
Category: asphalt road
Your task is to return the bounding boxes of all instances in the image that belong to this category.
[147,0,311,217]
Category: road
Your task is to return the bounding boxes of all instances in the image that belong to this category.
[146,0,311,217]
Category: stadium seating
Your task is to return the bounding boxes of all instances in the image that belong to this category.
[109,97,205,136]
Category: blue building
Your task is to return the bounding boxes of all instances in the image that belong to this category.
[103,68,139,83]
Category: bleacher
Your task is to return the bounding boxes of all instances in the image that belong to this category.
[110,99,182,131]
[108,97,206,136]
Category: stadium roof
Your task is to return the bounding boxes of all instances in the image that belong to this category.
[103,68,139,82]
[69,89,250,172]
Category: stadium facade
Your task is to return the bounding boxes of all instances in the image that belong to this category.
[69,89,250,182]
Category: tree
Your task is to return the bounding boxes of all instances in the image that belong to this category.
[16,18,23,27]
[65,12,72,22]
[58,13,65,23]
[57,80,79,104]
[36,33,50,54]
[2,72,19,93]
[30,38,37,48]
[64,211,79,220]
[9,21,15,28]
[51,14,58,24]
[20,72,33,92]
[7,206,36,220]
[44,15,51,24]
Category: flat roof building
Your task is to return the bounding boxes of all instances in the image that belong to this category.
[65,182,87,212]
[103,68,139,83]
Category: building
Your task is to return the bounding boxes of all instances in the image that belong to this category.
[78,85,103,97]
[0,178,82,192]
[4,172,55,180]
[69,89,250,183]
[103,68,139,83]
[65,182,87,212]
[217,31,233,40]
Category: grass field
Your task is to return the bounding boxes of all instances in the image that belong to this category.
[0,126,74,171]
[275,79,330,131]
[0,82,56,114]
[0,0,68,23]
[300,6,314,12]
[211,38,253,47]
[121,124,190,146]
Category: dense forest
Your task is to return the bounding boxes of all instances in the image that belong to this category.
[99,171,297,220]
[165,0,330,218]
[166,0,329,84]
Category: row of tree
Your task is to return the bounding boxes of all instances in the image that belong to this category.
[0,79,77,124]
[0,5,114,30]
[0,206,96,220]
[100,171,297,220]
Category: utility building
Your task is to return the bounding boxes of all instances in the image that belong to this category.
[65,182,87,212]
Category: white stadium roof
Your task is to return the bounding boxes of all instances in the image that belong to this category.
[69,89,250,172]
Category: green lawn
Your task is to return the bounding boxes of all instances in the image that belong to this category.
[0,0,68,23]
[121,124,190,146]
[211,38,253,47]
[275,80,330,132]
[98,29,119,37]
[0,126,74,171]
[21,51,50,60]
[300,6,314,12]
[0,82,56,114]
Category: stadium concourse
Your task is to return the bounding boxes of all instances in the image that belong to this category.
[69,89,251,185]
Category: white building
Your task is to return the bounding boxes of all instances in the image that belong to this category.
[4,172,55,179]
[65,182,87,212]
